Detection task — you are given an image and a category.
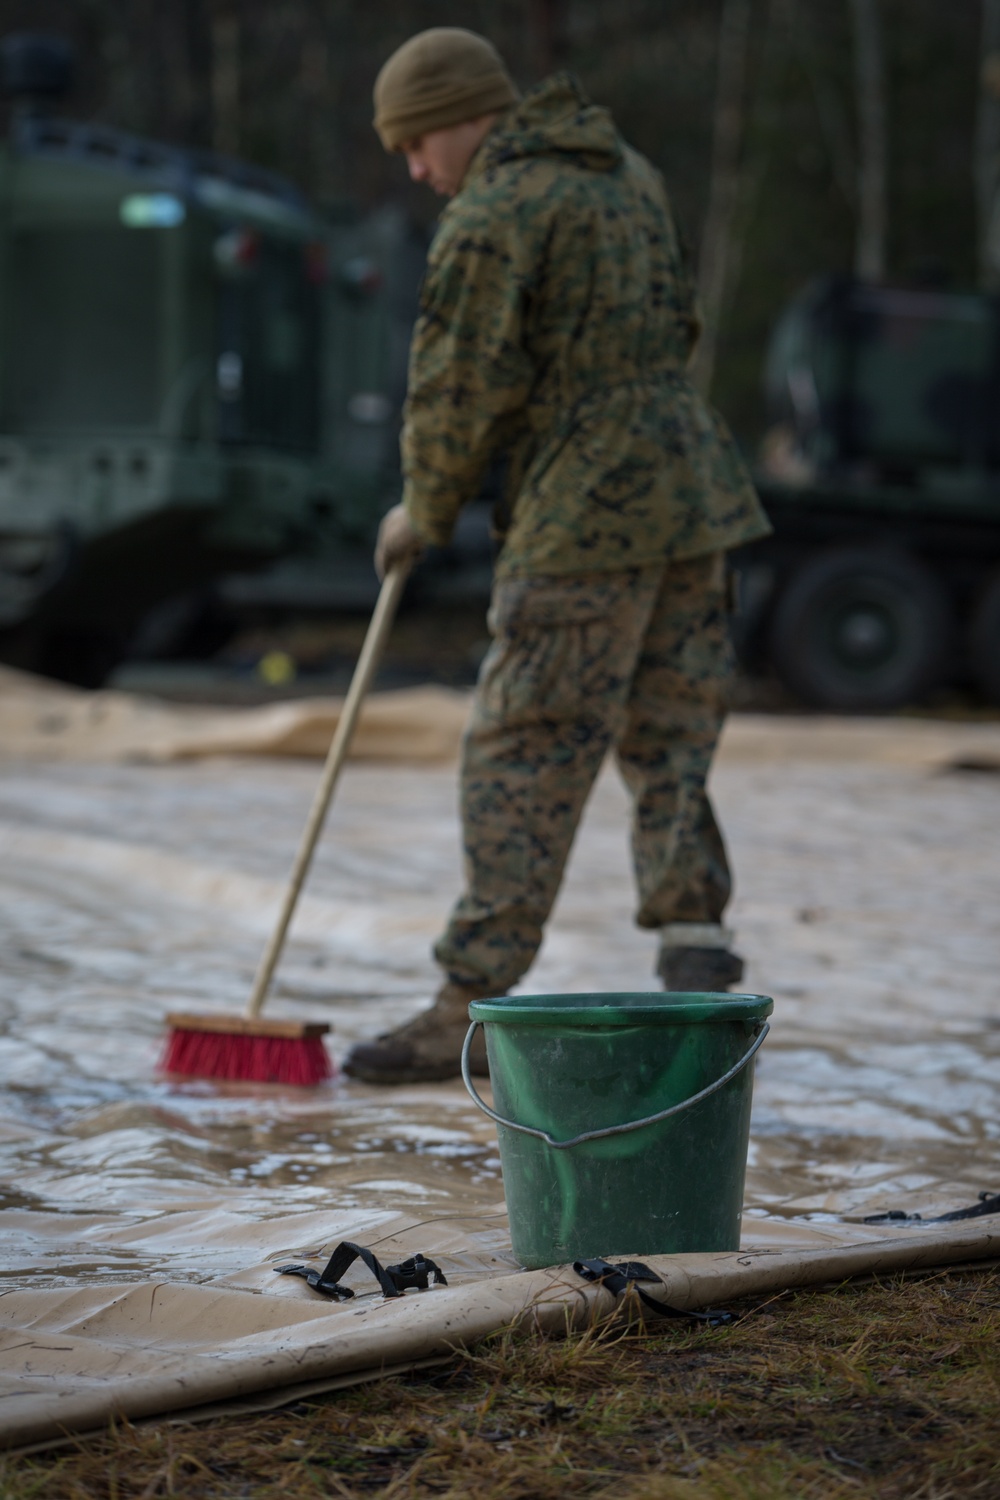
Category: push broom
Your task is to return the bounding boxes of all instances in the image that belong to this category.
[160,563,410,1085]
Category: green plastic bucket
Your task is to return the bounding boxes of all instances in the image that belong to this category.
[463,991,773,1270]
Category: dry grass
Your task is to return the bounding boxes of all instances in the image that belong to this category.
[3,1265,998,1500]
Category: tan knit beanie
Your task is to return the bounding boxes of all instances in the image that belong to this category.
[374,28,519,151]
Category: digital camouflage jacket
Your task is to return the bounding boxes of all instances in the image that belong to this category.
[401,73,771,577]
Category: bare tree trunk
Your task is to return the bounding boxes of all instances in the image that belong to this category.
[529,0,569,77]
[976,0,1000,287]
[301,0,343,201]
[692,0,753,397]
[159,0,213,145]
[722,0,797,355]
[849,0,887,281]
[794,4,857,212]
[211,2,240,156]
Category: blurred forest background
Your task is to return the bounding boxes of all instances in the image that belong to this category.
[0,0,997,445]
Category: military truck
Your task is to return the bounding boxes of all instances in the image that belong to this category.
[739,275,1000,708]
[0,34,396,684]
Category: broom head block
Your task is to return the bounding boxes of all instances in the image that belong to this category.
[165,1011,330,1039]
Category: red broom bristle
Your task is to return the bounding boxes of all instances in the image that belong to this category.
[160,1027,334,1086]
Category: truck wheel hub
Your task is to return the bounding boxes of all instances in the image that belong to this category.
[835,606,892,662]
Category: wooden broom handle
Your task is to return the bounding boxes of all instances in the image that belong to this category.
[246,563,410,1018]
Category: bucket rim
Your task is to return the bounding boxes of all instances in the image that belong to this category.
[467,991,774,1025]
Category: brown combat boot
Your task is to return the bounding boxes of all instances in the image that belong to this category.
[658,945,744,991]
[657,922,744,992]
[342,982,502,1085]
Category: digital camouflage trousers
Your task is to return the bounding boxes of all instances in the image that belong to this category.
[433,552,736,993]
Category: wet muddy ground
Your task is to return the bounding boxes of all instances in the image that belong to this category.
[1,722,998,1293]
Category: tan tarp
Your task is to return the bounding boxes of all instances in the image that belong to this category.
[4,663,1000,769]
[1,677,998,1448]
[4,1222,997,1452]
[0,666,470,763]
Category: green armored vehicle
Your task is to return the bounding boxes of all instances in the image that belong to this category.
[742,275,1000,708]
[0,34,396,684]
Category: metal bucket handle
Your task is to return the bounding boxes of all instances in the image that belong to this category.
[461,1019,770,1150]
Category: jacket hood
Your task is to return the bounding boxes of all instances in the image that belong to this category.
[472,73,622,178]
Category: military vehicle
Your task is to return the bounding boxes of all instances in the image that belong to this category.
[739,275,1000,708]
[0,33,396,684]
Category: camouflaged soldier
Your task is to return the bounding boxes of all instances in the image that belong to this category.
[343,27,772,1085]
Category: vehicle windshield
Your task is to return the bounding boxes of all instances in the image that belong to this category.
[216,234,321,453]
[6,224,161,432]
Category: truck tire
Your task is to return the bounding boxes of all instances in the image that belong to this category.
[970,572,1000,705]
[33,626,129,689]
[769,549,951,710]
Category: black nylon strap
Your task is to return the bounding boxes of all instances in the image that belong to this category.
[276,1241,448,1301]
[863,1190,1000,1226]
[573,1258,733,1326]
[935,1191,1000,1223]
